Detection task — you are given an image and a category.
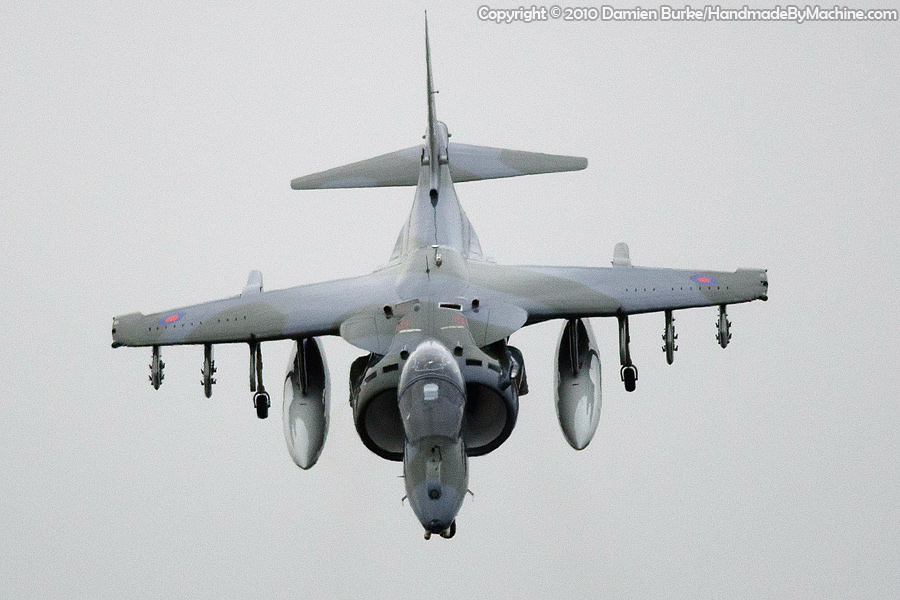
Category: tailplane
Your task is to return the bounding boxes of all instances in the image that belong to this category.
[290,14,586,191]
[291,143,586,190]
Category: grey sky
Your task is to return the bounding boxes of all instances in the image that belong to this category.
[1,2,898,598]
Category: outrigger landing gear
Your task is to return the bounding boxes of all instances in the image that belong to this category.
[717,305,732,349]
[149,345,164,390]
[201,343,216,398]
[249,340,269,419]
[662,310,678,365]
[618,314,638,392]
[254,391,270,419]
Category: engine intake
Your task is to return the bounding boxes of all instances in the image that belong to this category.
[351,346,519,461]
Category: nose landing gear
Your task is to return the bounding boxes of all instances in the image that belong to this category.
[424,520,456,540]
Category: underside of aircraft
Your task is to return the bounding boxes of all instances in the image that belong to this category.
[111,16,768,539]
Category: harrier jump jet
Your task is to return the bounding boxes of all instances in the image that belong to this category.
[111,18,768,539]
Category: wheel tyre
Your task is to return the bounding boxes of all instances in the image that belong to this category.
[440,520,456,539]
[623,368,636,393]
[255,392,270,419]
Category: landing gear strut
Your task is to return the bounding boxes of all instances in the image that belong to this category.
[424,520,456,540]
[618,314,638,392]
[662,310,678,365]
[250,340,269,419]
[201,343,216,398]
[149,345,164,390]
[717,305,732,349]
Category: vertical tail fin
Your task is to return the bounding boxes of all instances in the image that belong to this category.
[425,12,437,134]
[288,15,588,192]
[424,12,443,197]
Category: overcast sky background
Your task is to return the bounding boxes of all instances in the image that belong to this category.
[2,2,898,598]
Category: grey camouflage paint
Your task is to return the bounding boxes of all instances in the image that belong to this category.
[110,16,768,537]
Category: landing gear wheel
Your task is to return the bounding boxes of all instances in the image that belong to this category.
[623,369,636,392]
[621,365,637,393]
[440,520,457,539]
[617,315,638,392]
[254,390,270,419]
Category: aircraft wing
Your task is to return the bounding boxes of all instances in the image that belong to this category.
[111,270,400,348]
[466,261,768,325]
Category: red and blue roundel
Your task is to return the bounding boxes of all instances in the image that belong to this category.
[691,274,718,286]
[158,312,184,325]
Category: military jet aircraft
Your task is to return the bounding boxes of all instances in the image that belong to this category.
[111,18,768,539]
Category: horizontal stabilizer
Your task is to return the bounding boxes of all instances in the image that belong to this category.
[291,146,422,189]
[291,143,587,190]
[448,143,587,182]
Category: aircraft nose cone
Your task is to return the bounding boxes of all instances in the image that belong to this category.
[403,438,468,537]
[426,519,448,534]
[408,478,463,536]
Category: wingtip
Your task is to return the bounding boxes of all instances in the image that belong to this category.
[291,176,312,190]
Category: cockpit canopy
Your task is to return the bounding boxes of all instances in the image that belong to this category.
[398,340,465,442]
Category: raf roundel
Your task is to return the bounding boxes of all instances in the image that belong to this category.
[690,274,718,286]
[158,313,183,325]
